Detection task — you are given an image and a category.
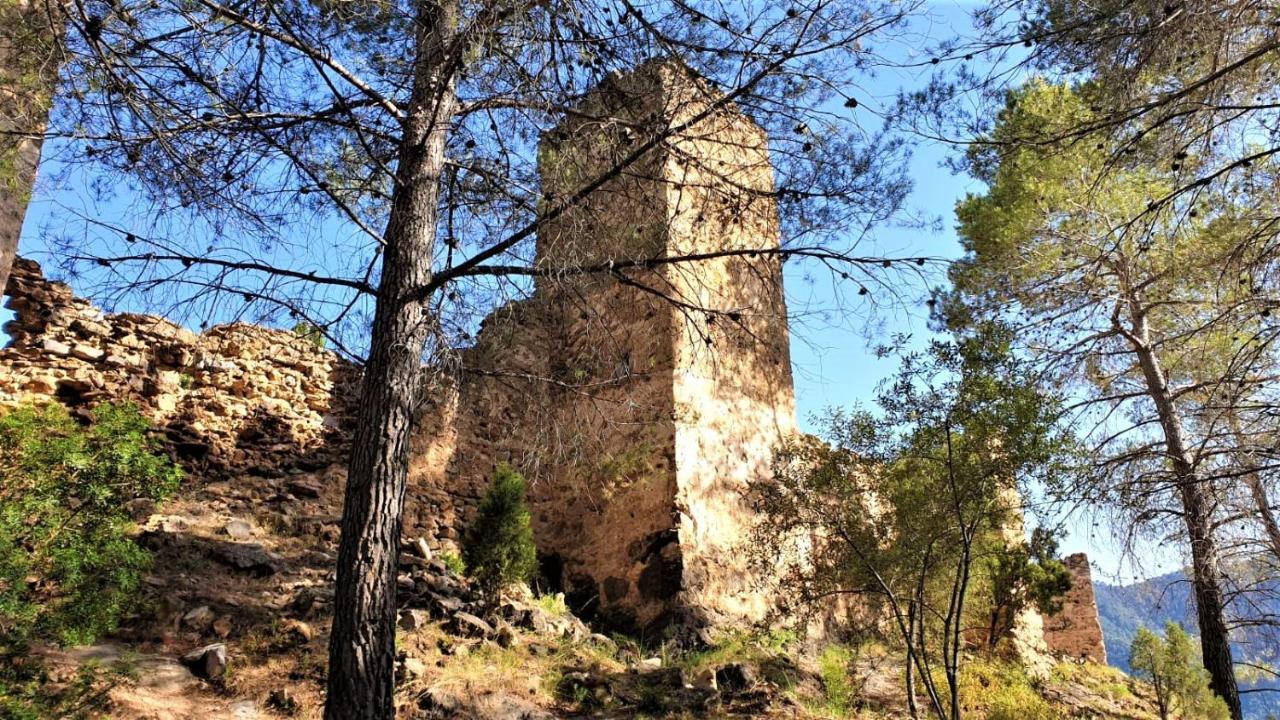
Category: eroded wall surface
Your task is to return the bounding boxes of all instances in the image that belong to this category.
[0,258,358,475]
[1044,553,1108,664]
[412,61,797,634]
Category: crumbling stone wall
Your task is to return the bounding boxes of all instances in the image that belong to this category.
[0,258,358,475]
[1044,553,1108,664]
[409,61,796,634]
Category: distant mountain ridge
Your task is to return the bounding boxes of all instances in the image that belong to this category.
[1094,569,1280,718]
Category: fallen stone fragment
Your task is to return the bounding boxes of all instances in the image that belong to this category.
[223,518,253,540]
[398,608,429,631]
[180,643,228,680]
[494,621,519,648]
[209,542,282,576]
[286,477,324,498]
[182,605,215,631]
[400,656,427,683]
[448,612,494,638]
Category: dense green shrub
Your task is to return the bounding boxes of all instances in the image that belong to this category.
[462,464,537,605]
[0,403,181,649]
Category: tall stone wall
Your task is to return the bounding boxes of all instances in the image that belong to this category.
[410,61,796,634]
[1044,553,1108,664]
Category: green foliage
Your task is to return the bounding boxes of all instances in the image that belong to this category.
[982,527,1073,648]
[0,654,137,720]
[950,79,1280,520]
[535,592,569,617]
[958,657,1060,720]
[1130,622,1230,720]
[0,403,181,649]
[817,644,856,714]
[439,550,466,576]
[750,323,1081,719]
[290,322,325,348]
[462,464,538,604]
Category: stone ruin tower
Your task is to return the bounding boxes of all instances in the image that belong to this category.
[407,60,797,635]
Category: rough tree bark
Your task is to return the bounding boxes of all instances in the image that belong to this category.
[0,0,62,294]
[323,1,458,717]
[1121,295,1242,720]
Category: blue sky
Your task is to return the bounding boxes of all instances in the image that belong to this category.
[14,0,1170,584]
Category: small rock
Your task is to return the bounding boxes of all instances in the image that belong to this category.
[714,662,758,692]
[71,344,104,362]
[266,687,300,715]
[224,519,253,540]
[428,592,464,615]
[494,622,519,648]
[398,609,429,631]
[41,339,71,356]
[210,543,282,576]
[400,552,430,569]
[413,537,433,560]
[448,612,494,638]
[180,643,228,680]
[639,656,663,670]
[400,657,427,682]
[686,666,717,691]
[212,616,233,638]
[281,618,313,644]
[588,633,617,651]
[182,605,215,632]
[437,638,472,657]
[286,477,323,498]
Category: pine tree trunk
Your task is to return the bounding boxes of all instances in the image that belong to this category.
[1124,301,1242,720]
[323,1,458,717]
[1228,415,1280,562]
[1244,469,1280,562]
[0,0,62,293]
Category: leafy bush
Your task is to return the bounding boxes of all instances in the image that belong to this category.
[0,403,181,649]
[462,464,537,604]
[980,526,1074,648]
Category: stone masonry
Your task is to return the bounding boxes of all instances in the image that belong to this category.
[1043,553,1109,664]
[0,257,359,475]
[408,60,796,635]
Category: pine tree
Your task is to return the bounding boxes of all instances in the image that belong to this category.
[462,464,538,606]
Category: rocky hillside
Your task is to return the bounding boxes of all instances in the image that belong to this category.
[11,451,1170,720]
